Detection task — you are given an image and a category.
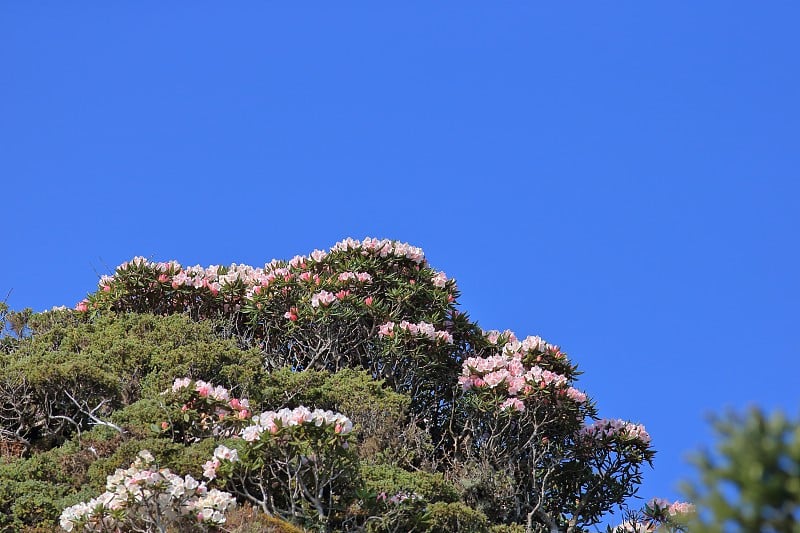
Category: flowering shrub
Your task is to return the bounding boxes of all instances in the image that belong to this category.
[210,405,359,527]
[378,320,454,344]
[158,378,252,444]
[459,335,586,412]
[74,238,463,433]
[59,449,236,532]
[454,328,656,530]
[76,238,452,323]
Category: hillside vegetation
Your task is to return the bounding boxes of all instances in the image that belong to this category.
[0,239,684,532]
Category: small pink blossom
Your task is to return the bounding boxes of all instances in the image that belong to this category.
[378,322,395,337]
[566,388,587,403]
[500,398,525,412]
[311,290,337,307]
[195,381,213,398]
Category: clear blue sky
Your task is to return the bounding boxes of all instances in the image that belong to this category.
[2,2,798,519]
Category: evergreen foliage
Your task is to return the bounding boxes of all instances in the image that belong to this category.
[684,408,800,533]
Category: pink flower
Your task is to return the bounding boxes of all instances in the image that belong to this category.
[500,398,526,412]
[378,322,395,337]
[483,370,509,388]
[195,381,212,398]
[311,290,337,307]
[75,300,89,312]
[668,501,695,515]
[566,388,587,403]
[364,296,374,306]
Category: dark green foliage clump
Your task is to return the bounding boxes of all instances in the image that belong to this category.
[361,464,460,504]
[421,501,491,532]
[0,312,265,450]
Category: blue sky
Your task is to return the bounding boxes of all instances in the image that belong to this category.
[2,2,798,520]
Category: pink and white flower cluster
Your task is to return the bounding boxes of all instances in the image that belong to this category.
[202,445,239,481]
[647,498,695,516]
[578,419,651,445]
[171,378,231,403]
[239,406,354,442]
[311,290,338,308]
[168,378,251,418]
[163,379,251,440]
[59,450,236,532]
[78,238,454,313]
[431,271,448,288]
[459,340,586,412]
[378,320,454,344]
[337,271,373,283]
[330,237,425,264]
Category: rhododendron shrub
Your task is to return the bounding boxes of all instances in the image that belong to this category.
[454,330,655,531]
[157,378,252,445]
[77,239,470,437]
[210,406,359,528]
[60,450,236,532]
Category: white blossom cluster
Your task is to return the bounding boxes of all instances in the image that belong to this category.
[59,450,235,532]
[579,419,652,445]
[240,406,353,442]
[378,320,454,344]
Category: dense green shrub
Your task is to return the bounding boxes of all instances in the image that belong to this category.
[0,479,67,530]
[0,313,265,452]
[361,464,459,504]
[421,501,490,532]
